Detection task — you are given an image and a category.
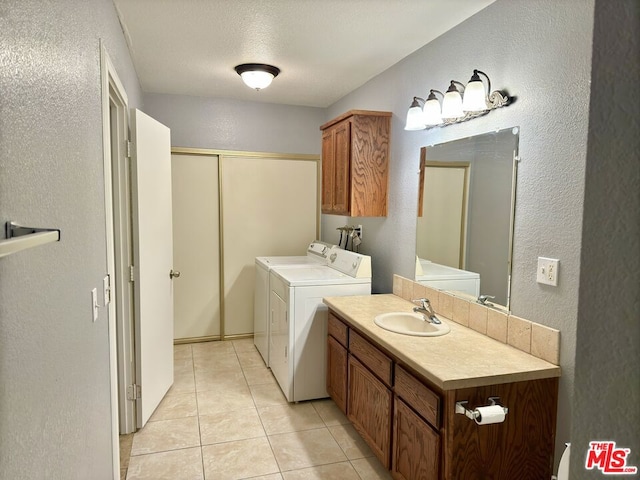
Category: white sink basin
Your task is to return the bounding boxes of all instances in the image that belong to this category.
[374,312,450,337]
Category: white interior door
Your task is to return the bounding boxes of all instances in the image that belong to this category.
[131,109,174,428]
[421,165,468,268]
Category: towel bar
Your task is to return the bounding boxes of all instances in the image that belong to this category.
[0,221,61,259]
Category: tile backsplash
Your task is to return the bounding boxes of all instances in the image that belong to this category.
[393,275,561,366]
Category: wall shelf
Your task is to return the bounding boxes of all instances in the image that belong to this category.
[0,222,61,259]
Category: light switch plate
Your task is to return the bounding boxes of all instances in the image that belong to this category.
[537,257,559,286]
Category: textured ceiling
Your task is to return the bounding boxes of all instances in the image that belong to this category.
[113,0,495,107]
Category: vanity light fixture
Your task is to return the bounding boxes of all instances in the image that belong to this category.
[234,63,280,90]
[404,69,511,130]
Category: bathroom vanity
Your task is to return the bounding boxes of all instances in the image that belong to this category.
[324,294,560,480]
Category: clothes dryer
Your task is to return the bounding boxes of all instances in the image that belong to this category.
[269,247,371,402]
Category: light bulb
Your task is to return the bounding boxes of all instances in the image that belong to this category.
[404,98,426,130]
[422,90,443,126]
[240,71,275,90]
[441,81,464,118]
[462,70,488,112]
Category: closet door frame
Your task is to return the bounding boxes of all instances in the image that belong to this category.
[171,147,320,341]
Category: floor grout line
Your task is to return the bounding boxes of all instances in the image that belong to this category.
[190,347,207,480]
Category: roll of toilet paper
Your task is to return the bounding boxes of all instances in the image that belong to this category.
[474,405,506,425]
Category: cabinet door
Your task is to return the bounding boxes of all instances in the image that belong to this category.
[326,335,348,414]
[392,398,440,480]
[332,120,351,214]
[321,129,336,212]
[348,356,392,468]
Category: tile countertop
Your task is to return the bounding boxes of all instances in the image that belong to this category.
[323,294,561,391]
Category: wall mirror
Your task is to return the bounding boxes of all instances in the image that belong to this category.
[415,126,519,309]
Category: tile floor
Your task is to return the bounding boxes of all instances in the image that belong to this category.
[121,338,392,480]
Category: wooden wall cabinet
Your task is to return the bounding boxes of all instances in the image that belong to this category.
[326,309,559,480]
[320,110,391,216]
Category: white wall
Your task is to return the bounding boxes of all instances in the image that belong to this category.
[0,0,142,478]
[321,0,594,470]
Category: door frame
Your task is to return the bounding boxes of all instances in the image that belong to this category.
[101,41,136,479]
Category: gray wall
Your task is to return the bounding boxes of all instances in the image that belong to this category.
[143,93,325,154]
[571,0,640,477]
[0,0,142,478]
[2,0,636,478]
[143,1,604,472]
[321,0,594,470]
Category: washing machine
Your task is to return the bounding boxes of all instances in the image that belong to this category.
[269,247,372,402]
[254,241,334,366]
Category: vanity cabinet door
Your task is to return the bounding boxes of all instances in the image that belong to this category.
[326,335,348,414]
[348,355,392,468]
[392,398,440,480]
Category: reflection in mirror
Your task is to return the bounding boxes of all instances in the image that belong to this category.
[415,127,519,309]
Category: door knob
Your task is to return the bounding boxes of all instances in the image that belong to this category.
[169,269,181,279]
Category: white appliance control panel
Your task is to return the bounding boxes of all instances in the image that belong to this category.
[307,242,333,261]
[327,247,372,278]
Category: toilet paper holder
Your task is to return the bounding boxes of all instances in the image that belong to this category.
[455,397,509,421]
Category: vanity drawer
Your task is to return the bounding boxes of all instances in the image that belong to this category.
[328,312,348,348]
[394,365,440,429]
[349,330,392,386]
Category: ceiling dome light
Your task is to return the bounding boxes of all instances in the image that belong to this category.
[234,63,280,90]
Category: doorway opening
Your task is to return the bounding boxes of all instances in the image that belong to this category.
[101,43,137,479]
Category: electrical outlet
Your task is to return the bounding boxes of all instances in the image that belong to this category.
[91,288,99,322]
[537,257,559,286]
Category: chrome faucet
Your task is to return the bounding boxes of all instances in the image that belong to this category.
[412,298,441,324]
[477,294,495,305]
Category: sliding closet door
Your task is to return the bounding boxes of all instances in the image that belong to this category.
[221,156,318,337]
[171,153,221,341]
